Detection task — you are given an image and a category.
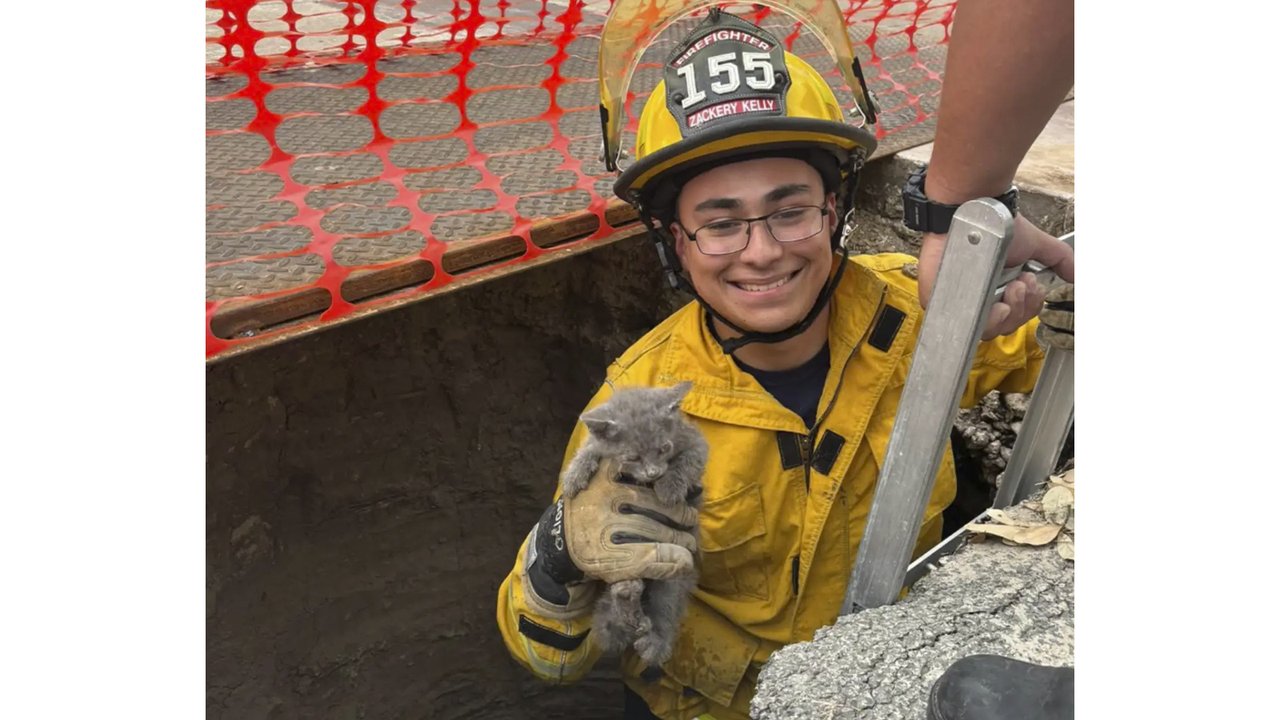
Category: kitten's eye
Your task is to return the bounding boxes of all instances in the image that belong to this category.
[660,441,673,455]
[625,454,640,462]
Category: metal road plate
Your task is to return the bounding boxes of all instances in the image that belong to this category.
[206,2,955,356]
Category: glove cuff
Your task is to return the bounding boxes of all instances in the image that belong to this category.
[519,503,598,620]
[534,499,585,584]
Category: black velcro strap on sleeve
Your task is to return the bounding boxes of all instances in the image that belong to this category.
[776,432,804,470]
[868,305,906,352]
[811,430,846,476]
[518,615,590,652]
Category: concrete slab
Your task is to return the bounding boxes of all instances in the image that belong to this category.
[751,488,1075,720]
[898,100,1075,201]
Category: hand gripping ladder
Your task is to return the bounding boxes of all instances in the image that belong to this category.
[840,198,1075,615]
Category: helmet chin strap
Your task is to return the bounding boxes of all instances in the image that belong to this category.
[634,208,852,356]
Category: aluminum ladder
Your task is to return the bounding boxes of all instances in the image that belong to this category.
[841,198,1075,615]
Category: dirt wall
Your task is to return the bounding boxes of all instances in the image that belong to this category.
[207,236,686,719]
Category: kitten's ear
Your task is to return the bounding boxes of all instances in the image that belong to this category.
[665,381,693,413]
[581,407,619,439]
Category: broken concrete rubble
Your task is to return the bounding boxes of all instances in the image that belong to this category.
[751,480,1075,720]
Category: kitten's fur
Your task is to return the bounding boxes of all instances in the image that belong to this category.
[560,381,707,667]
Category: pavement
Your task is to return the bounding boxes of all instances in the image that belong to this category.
[751,482,1076,719]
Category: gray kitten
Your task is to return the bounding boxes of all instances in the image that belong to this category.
[560,381,707,668]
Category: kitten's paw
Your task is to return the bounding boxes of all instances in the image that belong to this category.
[560,459,597,497]
[561,473,588,498]
[653,477,687,507]
[611,579,645,604]
[633,630,674,666]
[591,621,632,654]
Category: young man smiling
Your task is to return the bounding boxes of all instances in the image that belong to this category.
[497,9,1057,719]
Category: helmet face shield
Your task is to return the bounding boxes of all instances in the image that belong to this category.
[598,0,879,174]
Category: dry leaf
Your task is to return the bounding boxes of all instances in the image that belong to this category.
[1057,535,1075,561]
[986,508,1036,527]
[1049,469,1075,488]
[964,520,1062,546]
[1042,485,1074,525]
[1065,510,1075,532]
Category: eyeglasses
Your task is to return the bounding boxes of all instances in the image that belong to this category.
[680,205,830,256]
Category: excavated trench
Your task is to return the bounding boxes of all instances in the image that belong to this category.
[205,159,1071,719]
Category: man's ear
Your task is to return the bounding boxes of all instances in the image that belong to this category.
[671,222,688,264]
[826,191,838,218]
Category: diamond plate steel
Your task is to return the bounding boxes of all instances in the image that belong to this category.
[565,37,597,59]
[516,190,593,219]
[419,190,497,213]
[207,132,272,174]
[207,99,257,130]
[376,75,459,101]
[206,72,248,97]
[554,80,596,111]
[468,59,553,89]
[207,201,299,233]
[473,40,555,67]
[431,212,514,242]
[559,110,597,138]
[208,172,284,205]
[502,168,575,196]
[206,28,953,329]
[305,182,399,209]
[209,226,314,263]
[332,230,427,266]
[381,102,462,139]
[403,165,483,191]
[262,63,367,86]
[266,86,368,114]
[207,254,326,300]
[465,88,548,124]
[474,121,553,154]
[568,136,599,162]
[276,115,375,154]
[387,137,469,169]
[320,205,412,234]
[557,55,594,81]
[290,153,386,185]
[593,176,617,200]
[486,148,562,176]
[376,53,460,74]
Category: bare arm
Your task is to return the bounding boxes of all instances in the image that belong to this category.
[917,0,1075,337]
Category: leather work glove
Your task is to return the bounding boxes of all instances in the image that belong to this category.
[522,458,699,617]
[1035,282,1074,351]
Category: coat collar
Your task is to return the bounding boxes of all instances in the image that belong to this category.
[654,255,891,431]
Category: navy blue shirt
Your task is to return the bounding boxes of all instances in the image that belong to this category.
[734,343,830,429]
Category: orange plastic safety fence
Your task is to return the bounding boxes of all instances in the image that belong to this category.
[205,1,955,359]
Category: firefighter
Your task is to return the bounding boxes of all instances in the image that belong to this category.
[497,9,1070,719]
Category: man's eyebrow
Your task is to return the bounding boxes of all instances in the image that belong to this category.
[692,197,742,213]
[764,183,812,204]
[691,183,814,214]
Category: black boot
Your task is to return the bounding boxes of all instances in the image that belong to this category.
[926,654,1074,720]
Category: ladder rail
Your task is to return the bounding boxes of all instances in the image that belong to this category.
[841,198,1015,615]
[992,233,1076,508]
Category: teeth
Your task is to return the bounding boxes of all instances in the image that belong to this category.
[737,274,791,292]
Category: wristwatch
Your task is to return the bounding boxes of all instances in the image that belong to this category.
[902,165,1019,234]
